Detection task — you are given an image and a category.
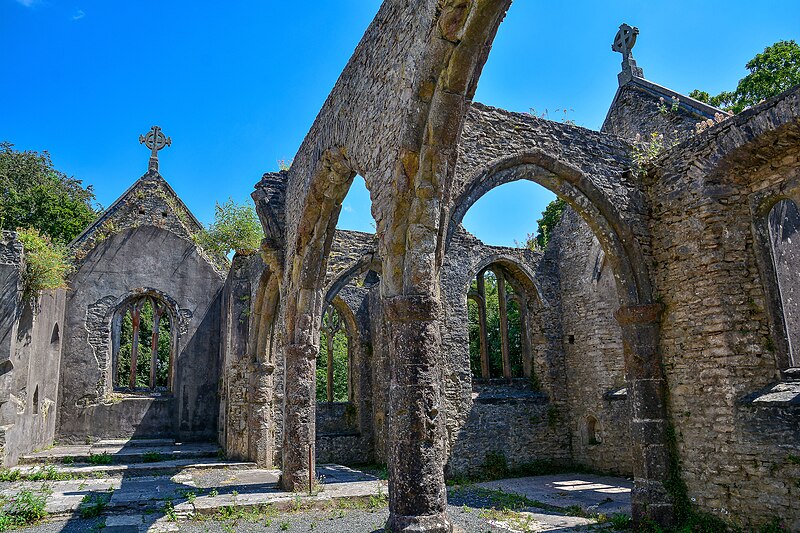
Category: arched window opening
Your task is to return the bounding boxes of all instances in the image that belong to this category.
[50,324,60,346]
[586,415,601,445]
[768,199,800,368]
[32,385,39,415]
[467,266,528,380]
[317,305,351,403]
[336,175,376,233]
[114,296,173,393]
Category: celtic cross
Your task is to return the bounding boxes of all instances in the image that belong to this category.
[139,126,171,172]
[612,23,644,84]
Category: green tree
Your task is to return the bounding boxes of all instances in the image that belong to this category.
[0,142,98,244]
[197,198,264,256]
[690,40,800,114]
[316,308,349,402]
[527,198,566,250]
[467,270,524,379]
[116,300,172,390]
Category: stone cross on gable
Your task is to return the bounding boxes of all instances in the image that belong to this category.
[139,125,171,172]
[612,23,644,85]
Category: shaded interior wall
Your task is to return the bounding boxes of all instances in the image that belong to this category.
[0,232,66,465]
[648,116,800,529]
[768,199,800,367]
[58,226,224,442]
[218,252,276,465]
[440,228,571,478]
[549,209,633,475]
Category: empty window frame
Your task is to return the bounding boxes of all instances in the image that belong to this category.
[113,295,174,392]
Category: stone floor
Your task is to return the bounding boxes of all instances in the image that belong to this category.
[3,441,633,532]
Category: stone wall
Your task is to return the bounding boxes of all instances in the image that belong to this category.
[602,79,722,143]
[647,88,800,530]
[440,228,571,477]
[218,252,277,465]
[0,232,65,466]
[549,208,633,475]
[58,175,226,443]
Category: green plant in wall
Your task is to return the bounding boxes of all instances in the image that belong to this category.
[16,228,73,300]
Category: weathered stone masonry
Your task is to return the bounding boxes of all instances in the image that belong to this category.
[2,4,798,532]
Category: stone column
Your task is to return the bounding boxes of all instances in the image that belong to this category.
[614,303,676,527]
[385,294,451,533]
[281,342,318,491]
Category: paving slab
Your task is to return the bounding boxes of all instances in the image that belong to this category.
[476,473,632,515]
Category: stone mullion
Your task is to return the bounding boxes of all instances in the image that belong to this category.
[475,270,490,378]
[495,268,512,379]
[149,299,164,390]
[516,296,533,378]
[129,301,142,390]
[615,303,676,528]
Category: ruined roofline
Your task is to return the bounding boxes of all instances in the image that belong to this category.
[601,75,727,134]
[452,224,543,257]
[469,101,629,142]
[333,228,376,240]
[645,82,800,174]
[68,170,204,249]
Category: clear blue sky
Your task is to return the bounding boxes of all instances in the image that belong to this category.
[2,1,799,246]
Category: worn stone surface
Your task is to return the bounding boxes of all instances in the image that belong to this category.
[645,86,800,530]
[0,232,65,466]
[1,4,797,531]
[549,209,633,475]
[57,172,225,443]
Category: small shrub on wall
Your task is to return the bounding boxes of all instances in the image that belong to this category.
[16,227,73,300]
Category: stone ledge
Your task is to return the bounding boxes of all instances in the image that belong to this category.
[739,381,800,407]
[604,386,629,401]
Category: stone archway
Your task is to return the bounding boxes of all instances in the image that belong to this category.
[447,152,676,525]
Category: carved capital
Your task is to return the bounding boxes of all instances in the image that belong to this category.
[615,303,664,326]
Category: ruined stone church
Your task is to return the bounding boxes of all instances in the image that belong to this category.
[2,3,799,531]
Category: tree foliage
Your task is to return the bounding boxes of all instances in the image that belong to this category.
[16,228,74,300]
[0,142,98,244]
[116,300,172,391]
[690,40,800,114]
[317,308,349,402]
[467,270,524,379]
[527,198,566,250]
[197,198,264,256]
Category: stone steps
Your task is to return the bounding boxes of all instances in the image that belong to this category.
[20,441,221,465]
[11,457,256,478]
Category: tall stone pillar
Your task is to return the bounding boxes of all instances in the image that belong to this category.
[281,342,318,491]
[385,294,451,533]
[614,303,676,527]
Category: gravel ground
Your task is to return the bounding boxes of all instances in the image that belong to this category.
[14,507,599,533]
